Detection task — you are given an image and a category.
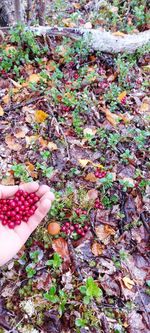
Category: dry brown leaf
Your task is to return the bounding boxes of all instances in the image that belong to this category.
[87,189,98,201]
[73,3,81,9]
[1,172,15,185]
[122,276,135,290]
[5,134,22,151]
[14,128,27,138]
[95,225,115,243]
[38,137,48,147]
[78,159,91,167]
[27,73,40,83]
[48,142,58,151]
[62,18,76,28]
[91,242,104,256]
[85,172,97,182]
[0,105,4,116]
[34,110,49,123]
[25,135,39,147]
[2,94,10,104]
[52,237,71,263]
[103,109,129,126]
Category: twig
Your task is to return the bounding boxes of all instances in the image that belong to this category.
[46,102,71,160]
[140,212,150,234]
[67,238,83,281]
[3,94,44,113]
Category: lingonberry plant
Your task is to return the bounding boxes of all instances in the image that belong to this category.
[0,190,39,229]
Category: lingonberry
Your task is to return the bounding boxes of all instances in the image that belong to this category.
[83,225,88,231]
[61,226,66,232]
[0,190,40,229]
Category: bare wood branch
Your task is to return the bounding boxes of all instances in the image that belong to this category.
[30,26,150,54]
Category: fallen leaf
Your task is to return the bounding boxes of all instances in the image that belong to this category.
[38,137,48,147]
[122,276,135,290]
[91,242,104,256]
[73,3,81,9]
[48,142,58,151]
[1,173,15,185]
[14,127,28,138]
[85,172,97,182]
[52,237,71,263]
[27,73,40,83]
[2,94,10,104]
[0,106,4,116]
[5,134,22,151]
[140,98,150,113]
[103,108,129,126]
[87,189,98,201]
[118,91,127,102]
[95,225,115,244]
[78,159,91,167]
[34,110,49,123]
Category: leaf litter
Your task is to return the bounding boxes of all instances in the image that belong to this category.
[0,11,150,333]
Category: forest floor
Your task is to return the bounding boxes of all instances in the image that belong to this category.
[0,1,150,332]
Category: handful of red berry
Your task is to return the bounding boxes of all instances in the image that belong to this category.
[0,190,39,229]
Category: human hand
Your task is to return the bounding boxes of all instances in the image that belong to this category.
[0,182,54,267]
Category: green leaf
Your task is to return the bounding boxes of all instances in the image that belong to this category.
[79,286,87,294]
[83,295,90,304]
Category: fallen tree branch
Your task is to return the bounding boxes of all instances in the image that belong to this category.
[30,26,150,53]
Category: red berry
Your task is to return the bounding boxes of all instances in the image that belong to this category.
[2,220,8,226]
[61,226,66,232]
[82,210,87,215]
[23,217,28,222]
[8,221,15,229]
[95,171,100,178]
[83,225,88,231]
[15,220,22,225]
[70,225,74,231]
[74,224,79,229]
[95,203,100,209]
[81,231,85,237]
[65,222,70,228]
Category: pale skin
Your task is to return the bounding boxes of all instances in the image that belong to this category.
[0,182,54,267]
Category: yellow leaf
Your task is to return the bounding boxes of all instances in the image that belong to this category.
[28,74,40,83]
[118,91,127,102]
[78,159,91,167]
[0,106,4,116]
[2,94,10,104]
[35,110,48,123]
[85,173,97,182]
[91,242,104,256]
[73,3,81,9]
[5,134,22,151]
[92,162,104,169]
[140,102,149,113]
[48,142,58,151]
[122,276,135,290]
[142,65,150,73]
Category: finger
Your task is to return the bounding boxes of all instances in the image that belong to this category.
[37,191,55,207]
[36,185,55,201]
[19,182,39,193]
[28,198,51,232]
[0,185,19,199]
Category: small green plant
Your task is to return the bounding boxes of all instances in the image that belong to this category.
[108,133,121,148]
[36,163,54,178]
[120,149,132,164]
[25,264,36,278]
[46,253,62,269]
[99,173,114,190]
[40,150,51,161]
[44,286,67,315]
[11,164,32,182]
[79,277,102,304]
[72,111,83,135]
[119,179,134,191]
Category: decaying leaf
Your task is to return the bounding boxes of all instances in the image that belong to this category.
[91,242,104,256]
[85,172,97,182]
[52,237,71,263]
[5,134,22,151]
[2,94,10,104]
[48,142,58,151]
[103,108,129,126]
[0,105,4,116]
[95,225,115,244]
[122,276,135,290]
[87,189,98,201]
[27,73,40,83]
[34,110,49,123]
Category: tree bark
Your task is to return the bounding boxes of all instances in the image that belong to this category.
[0,0,14,26]
[30,26,150,54]
[14,0,24,22]
[36,0,46,25]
